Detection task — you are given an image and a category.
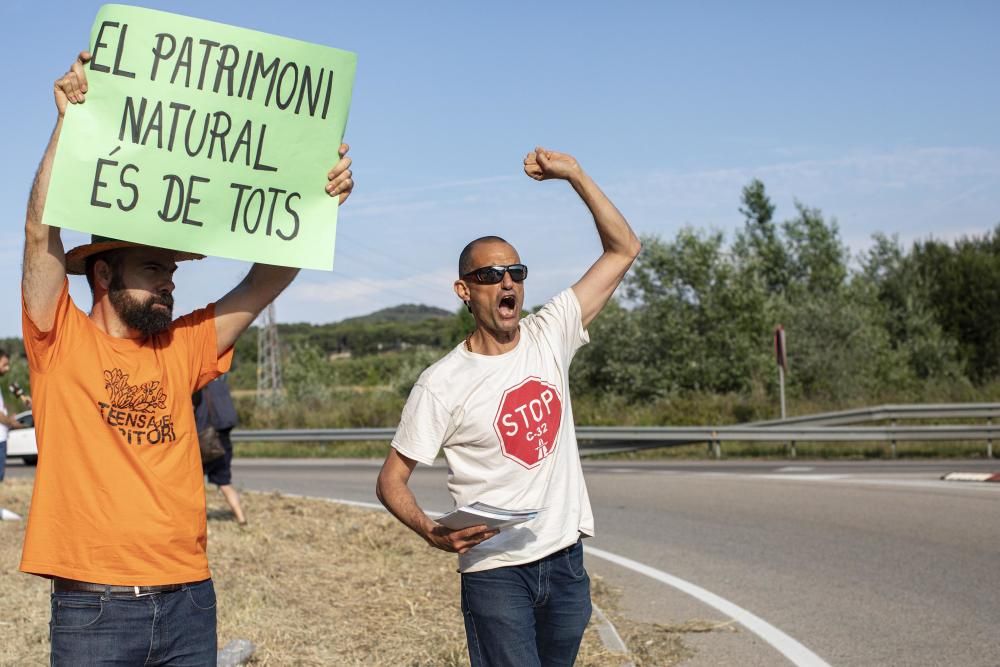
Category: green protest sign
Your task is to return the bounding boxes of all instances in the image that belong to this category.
[43,4,356,270]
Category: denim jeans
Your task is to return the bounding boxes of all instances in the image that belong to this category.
[0,440,6,481]
[49,579,217,666]
[461,539,592,667]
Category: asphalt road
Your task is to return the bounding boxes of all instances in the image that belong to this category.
[7,458,1000,665]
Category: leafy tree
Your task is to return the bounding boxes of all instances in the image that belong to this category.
[621,228,771,396]
[910,226,1000,382]
[861,234,962,381]
[570,299,646,398]
[283,343,333,404]
[779,280,910,402]
[735,179,789,295]
[782,203,848,296]
[445,304,476,347]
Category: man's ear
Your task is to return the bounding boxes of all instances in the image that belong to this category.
[453,279,471,304]
[94,259,114,290]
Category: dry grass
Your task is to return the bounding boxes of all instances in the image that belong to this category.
[0,480,49,664]
[1,479,703,666]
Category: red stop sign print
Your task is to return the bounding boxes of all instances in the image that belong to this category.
[493,377,563,469]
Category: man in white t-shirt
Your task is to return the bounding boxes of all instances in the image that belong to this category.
[376,147,641,667]
[0,349,29,482]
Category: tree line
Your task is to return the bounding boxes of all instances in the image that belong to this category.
[4,178,998,426]
[573,179,995,406]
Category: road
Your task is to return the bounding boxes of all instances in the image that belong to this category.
[7,458,1000,665]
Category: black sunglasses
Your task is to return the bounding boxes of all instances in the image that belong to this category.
[462,264,528,284]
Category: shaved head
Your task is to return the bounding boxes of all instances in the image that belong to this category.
[458,236,513,276]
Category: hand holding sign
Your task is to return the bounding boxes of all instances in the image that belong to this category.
[54,51,92,114]
[44,5,357,270]
[326,144,353,205]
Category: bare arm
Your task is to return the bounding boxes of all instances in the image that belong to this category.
[213,144,354,355]
[0,412,25,429]
[376,448,497,554]
[23,51,92,331]
[213,263,300,356]
[524,148,642,328]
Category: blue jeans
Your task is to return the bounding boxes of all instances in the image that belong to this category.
[49,579,217,666]
[461,539,592,667]
[0,440,6,481]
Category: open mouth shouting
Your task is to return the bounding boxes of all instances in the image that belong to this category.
[498,293,519,319]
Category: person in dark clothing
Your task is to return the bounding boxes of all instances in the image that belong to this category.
[194,374,246,525]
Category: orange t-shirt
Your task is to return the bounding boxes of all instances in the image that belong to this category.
[20,280,233,585]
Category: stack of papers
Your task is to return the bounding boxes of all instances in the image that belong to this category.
[437,502,543,530]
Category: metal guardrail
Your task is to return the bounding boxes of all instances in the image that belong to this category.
[573,425,1000,442]
[749,403,1000,427]
[230,403,999,458]
[232,428,397,442]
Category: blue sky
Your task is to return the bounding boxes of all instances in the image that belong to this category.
[2,1,998,337]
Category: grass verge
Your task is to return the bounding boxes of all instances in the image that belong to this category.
[1,479,705,666]
[233,439,391,458]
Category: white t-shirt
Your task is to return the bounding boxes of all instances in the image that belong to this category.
[392,288,595,572]
[0,392,8,442]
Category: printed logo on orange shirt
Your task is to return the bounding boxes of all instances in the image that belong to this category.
[96,368,177,446]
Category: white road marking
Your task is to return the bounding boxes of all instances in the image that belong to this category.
[239,459,385,467]
[636,469,1000,493]
[837,477,1000,493]
[775,466,815,473]
[278,492,385,510]
[681,471,845,482]
[585,546,831,667]
[275,493,639,658]
[729,473,1000,492]
[941,472,996,481]
[278,491,827,667]
[752,474,845,481]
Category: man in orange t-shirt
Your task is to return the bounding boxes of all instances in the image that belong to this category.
[22,51,354,664]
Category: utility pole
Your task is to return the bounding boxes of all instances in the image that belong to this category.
[256,303,283,407]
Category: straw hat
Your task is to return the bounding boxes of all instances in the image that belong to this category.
[64,235,205,275]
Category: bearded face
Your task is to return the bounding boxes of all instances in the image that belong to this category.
[108,270,174,337]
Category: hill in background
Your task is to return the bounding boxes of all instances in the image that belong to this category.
[231,303,468,377]
[334,304,454,325]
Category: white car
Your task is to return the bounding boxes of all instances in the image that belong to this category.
[6,410,37,466]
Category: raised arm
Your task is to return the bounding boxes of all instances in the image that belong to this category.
[376,448,498,554]
[23,51,92,331]
[523,147,641,328]
[213,144,354,355]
